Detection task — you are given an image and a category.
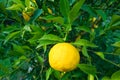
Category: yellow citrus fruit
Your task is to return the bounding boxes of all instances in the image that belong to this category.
[49,43,80,72]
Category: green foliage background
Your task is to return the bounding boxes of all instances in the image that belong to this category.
[0,0,120,80]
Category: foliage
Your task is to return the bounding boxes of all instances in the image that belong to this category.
[0,0,120,80]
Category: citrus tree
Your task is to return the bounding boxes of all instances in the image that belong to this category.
[0,0,120,80]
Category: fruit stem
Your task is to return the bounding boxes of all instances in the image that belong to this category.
[60,72,66,79]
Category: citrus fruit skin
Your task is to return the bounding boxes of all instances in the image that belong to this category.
[49,43,80,72]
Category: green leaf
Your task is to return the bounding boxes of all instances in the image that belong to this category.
[54,24,63,34]
[72,39,97,47]
[41,16,64,24]
[102,76,111,80]
[11,0,23,4]
[36,40,57,49]
[22,25,32,38]
[110,15,120,26]
[25,0,30,7]
[35,0,43,9]
[40,34,63,42]
[46,68,53,80]
[0,1,7,14]
[28,32,43,42]
[36,34,63,48]
[109,26,120,30]
[13,59,21,68]
[19,56,27,60]
[28,9,43,23]
[95,52,105,60]
[111,21,120,27]
[30,24,44,32]
[82,46,89,58]
[13,56,27,68]
[23,25,32,32]
[81,5,96,17]
[61,72,70,80]
[76,26,91,33]
[111,70,120,80]
[64,24,72,32]
[36,52,44,64]
[3,25,20,34]
[114,48,120,54]
[69,0,85,23]
[28,25,44,44]
[96,10,107,21]
[6,4,24,11]
[78,64,97,75]
[0,58,12,76]
[28,32,42,44]
[53,70,61,80]
[109,15,120,30]
[4,31,20,44]
[60,0,70,18]
[88,74,94,80]
[112,41,120,47]
[12,43,25,54]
